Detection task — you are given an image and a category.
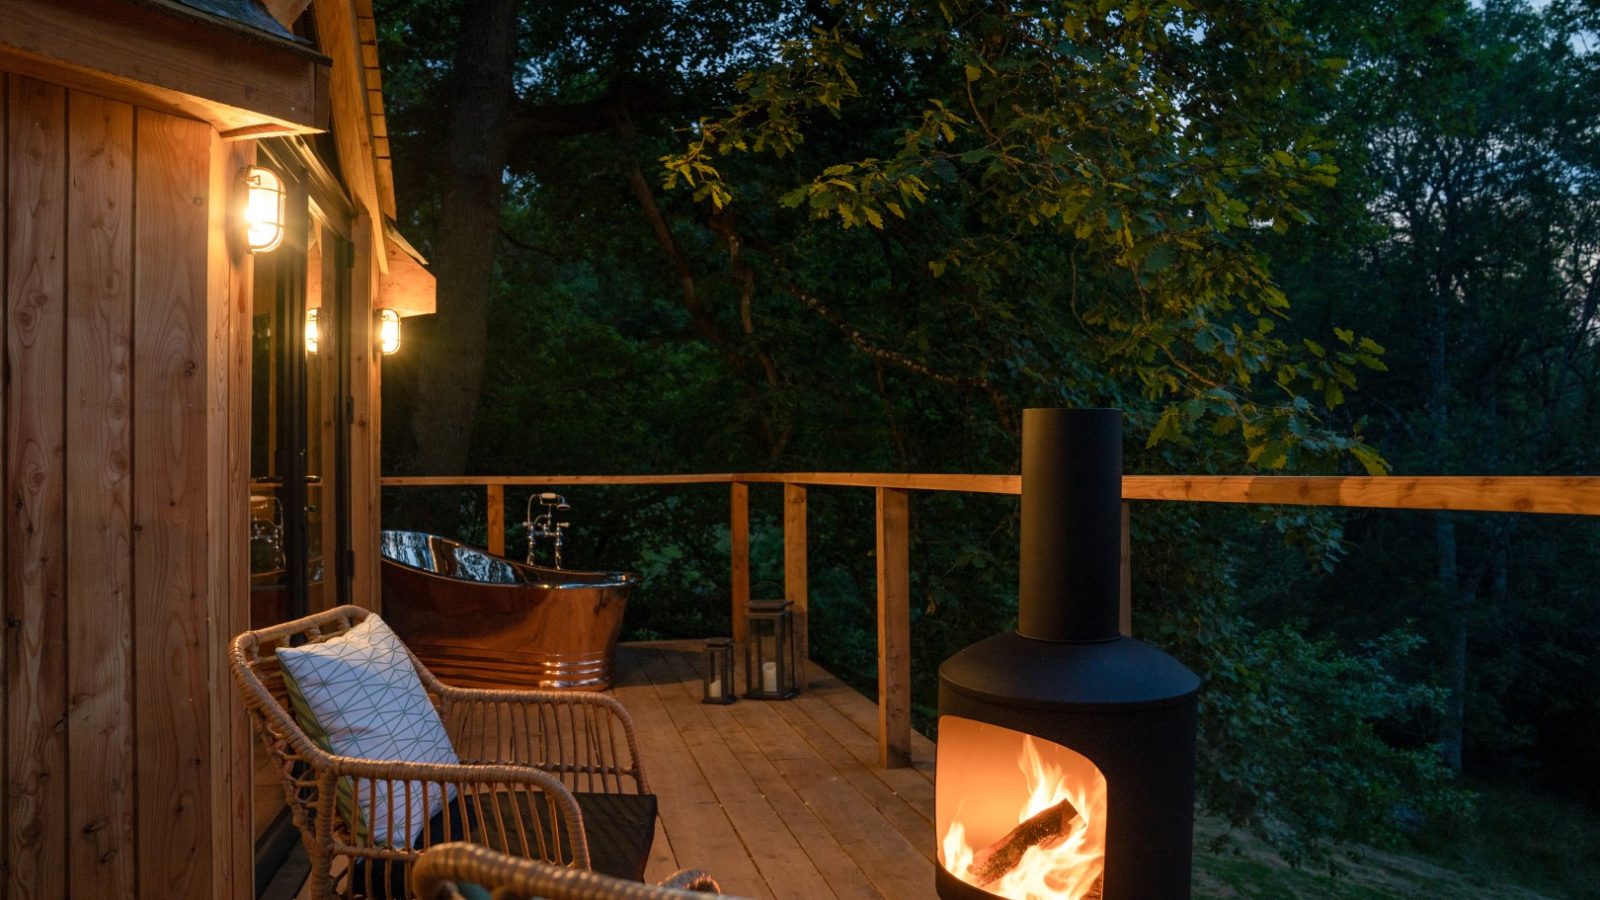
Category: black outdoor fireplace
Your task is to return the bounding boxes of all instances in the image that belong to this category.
[935,408,1200,900]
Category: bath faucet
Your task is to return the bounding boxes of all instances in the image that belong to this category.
[523,492,571,568]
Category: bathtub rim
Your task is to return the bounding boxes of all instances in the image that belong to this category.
[379,529,639,591]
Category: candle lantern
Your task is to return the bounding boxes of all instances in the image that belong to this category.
[703,638,735,705]
[744,599,799,699]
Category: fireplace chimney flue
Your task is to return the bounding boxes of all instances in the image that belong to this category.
[1018,408,1122,643]
[935,407,1201,900]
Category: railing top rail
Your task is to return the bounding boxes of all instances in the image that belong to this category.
[382,473,743,487]
[379,473,1600,516]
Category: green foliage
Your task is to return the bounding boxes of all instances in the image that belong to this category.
[1196,627,1468,864]
[662,0,1387,472]
[1132,502,1470,869]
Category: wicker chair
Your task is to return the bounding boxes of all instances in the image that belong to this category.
[232,605,654,900]
[412,843,750,899]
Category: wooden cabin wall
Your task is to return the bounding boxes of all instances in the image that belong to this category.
[1,71,253,900]
[349,213,382,609]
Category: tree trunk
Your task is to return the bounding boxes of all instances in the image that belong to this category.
[406,0,519,474]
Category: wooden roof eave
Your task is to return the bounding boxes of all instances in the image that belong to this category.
[0,0,328,137]
[313,0,383,249]
[380,218,435,318]
[313,0,432,315]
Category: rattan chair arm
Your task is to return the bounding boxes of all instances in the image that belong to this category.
[656,870,724,892]
[322,757,590,870]
[441,690,652,794]
[411,843,751,899]
[323,755,569,787]
[434,684,629,710]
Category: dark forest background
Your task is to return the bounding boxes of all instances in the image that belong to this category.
[371,0,1600,894]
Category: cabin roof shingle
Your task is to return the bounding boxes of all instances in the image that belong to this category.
[141,0,306,47]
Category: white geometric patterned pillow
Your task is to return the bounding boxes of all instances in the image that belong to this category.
[276,614,460,847]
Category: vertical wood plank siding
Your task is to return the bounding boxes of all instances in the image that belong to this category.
[64,89,136,899]
[207,132,255,899]
[5,75,69,900]
[132,107,214,900]
[0,71,9,900]
[2,71,252,900]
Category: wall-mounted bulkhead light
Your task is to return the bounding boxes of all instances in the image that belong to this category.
[305,308,320,354]
[242,166,287,253]
[379,309,401,355]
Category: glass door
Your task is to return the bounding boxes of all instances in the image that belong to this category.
[248,160,354,893]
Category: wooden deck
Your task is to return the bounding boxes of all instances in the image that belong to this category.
[614,642,938,900]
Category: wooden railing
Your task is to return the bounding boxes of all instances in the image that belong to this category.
[381,473,1600,768]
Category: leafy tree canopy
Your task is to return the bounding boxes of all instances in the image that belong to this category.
[664,0,1387,472]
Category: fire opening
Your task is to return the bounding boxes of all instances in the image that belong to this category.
[937,715,1108,899]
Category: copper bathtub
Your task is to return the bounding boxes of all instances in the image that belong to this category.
[378,530,637,690]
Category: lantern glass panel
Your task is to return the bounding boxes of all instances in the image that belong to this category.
[744,599,798,699]
[703,638,735,704]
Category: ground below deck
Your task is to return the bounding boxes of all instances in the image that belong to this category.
[615,642,937,900]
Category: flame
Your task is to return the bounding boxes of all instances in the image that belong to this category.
[939,734,1107,899]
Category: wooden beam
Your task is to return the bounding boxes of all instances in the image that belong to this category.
[875,487,911,769]
[354,0,397,218]
[313,0,384,253]
[379,230,435,316]
[486,483,506,558]
[346,213,383,611]
[731,482,750,644]
[382,473,742,487]
[748,472,1021,494]
[0,0,325,135]
[1120,475,1600,515]
[1119,502,1131,637]
[379,473,1600,517]
[784,483,809,684]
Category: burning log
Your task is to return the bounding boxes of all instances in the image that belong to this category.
[968,797,1083,887]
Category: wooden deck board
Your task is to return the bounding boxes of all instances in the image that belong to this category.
[615,642,936,900]
[770,687,936,864]
[612,647,761,891]
[656,649,887,900]
[640,649,840,900]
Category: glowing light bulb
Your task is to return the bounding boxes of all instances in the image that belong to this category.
[242,166,286,253]
[379,308,401,355]
[305,308,320,354]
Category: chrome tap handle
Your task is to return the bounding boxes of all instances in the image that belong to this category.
[522,492,571,567]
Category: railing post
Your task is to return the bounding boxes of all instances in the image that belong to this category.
[1119,501,1131,636]
[876,487,912,768]
[731,481,750,644]
[486,483,505,558]
[784,483,809,686]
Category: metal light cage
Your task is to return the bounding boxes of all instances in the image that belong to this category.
[242,165,287,253]
[703,638,735,705]
[744,599,798,700]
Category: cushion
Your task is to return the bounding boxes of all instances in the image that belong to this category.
[350,790,658,898]
[276,614,460,847]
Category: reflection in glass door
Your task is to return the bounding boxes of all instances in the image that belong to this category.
[247,164,353,893]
